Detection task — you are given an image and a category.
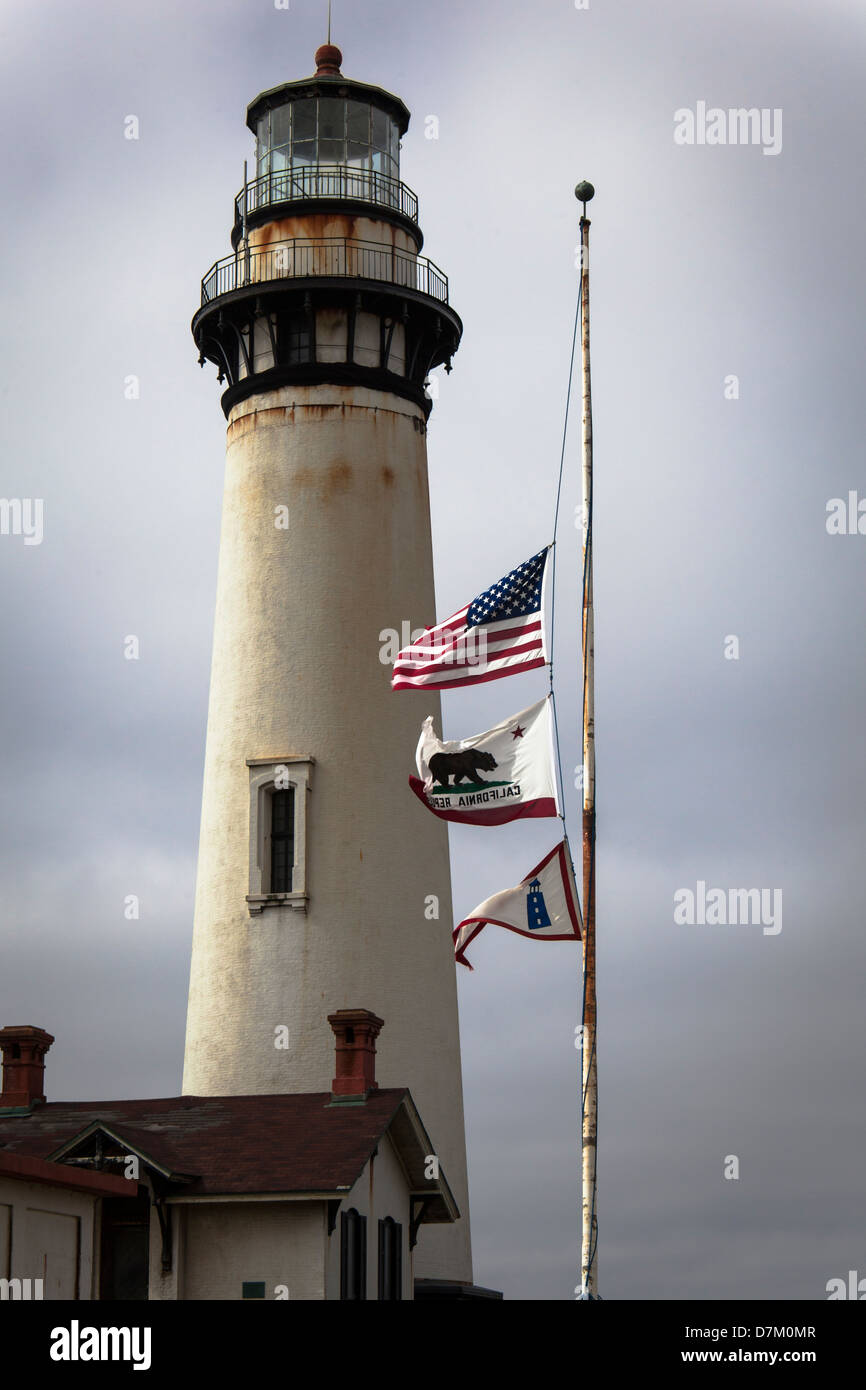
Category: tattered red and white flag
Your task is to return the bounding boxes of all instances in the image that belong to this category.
[409,695,558,826]
[453,840,582,969]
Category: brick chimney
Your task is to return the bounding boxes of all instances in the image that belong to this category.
[327,1009,383,1102]
[0,1026,54,1110]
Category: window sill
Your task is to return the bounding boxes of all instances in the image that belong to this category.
[246,893,309,917]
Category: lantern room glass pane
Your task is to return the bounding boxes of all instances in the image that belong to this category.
[293,100,316,142]
[319,98,344,141]
[271,106,291,148]
[319,138,343,164]
[371,107,388,150]
[292,139,316,166]
[256,113,269,175]
[347,100,369,142]
[255,95,400,183]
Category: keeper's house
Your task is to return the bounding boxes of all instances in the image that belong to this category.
[0,1011,465,1301]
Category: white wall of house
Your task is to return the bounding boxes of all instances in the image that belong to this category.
[147,1194,181,1302]
[154,1134,418,1301]
[176,1198,326,1300]
[0,1177,99,1300]
[325,1135,413,1299]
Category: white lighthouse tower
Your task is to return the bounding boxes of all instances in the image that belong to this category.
[182,42,472,1284]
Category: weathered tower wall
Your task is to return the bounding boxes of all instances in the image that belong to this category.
[184,48,473,1283]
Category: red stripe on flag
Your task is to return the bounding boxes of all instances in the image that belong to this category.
[393,654,546,692]
[395,615,541,663]
[397,616,541,663]
[392,634,544,679]
[408,775,557,824]
[453,920,485,969]
[407,609,469,644]
[453,916,580,967]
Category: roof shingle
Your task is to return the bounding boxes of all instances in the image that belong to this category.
[0,1090,409,1196]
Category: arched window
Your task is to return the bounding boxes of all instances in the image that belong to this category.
[246,757,314,915]
[340,1208,367,1301]
[269,787,295,893]
[378,1216,402,1301]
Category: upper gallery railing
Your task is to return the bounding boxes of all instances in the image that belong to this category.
[234,165,420,231]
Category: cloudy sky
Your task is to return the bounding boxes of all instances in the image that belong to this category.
[1,0,864,1300]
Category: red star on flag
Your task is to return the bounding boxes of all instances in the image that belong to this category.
[512,724,526,739]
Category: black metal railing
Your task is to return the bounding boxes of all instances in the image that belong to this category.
[234,166,420,228]
[200,238,449,307]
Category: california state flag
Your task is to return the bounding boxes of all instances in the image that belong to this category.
[453,841,582,969]
[409,696,559,826]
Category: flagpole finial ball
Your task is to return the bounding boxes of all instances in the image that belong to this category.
[574,181,595,204]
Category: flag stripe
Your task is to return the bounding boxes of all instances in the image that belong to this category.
[453,921,485,969]
[461,917,581,943]
[391,547,549,691]
[394,653,546,691]
[454,918,580,968]
[393,632,543,677]
[408,775,557,824]
[395,618,542,666]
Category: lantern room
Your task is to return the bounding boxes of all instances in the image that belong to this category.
[236,45,415,240]
[254,93,401,180]
[194,44,460,419]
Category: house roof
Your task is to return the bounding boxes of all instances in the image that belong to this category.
[0,1149,130,1198]
[0,1089,457,1222]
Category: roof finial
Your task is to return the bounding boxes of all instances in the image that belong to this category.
[315,39,343,76]
[315,1,342,76]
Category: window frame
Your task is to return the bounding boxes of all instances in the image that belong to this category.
[245,756,314,916]
[377,1216,403,1301]
[340,1208,367,1301]
[281,310,313,365]
[268,786,296,893]
[255,98,399,182]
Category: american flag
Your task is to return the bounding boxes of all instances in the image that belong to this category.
[391,546,550,691]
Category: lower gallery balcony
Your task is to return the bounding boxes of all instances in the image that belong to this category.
[200,238,449,307]
[192,237,461,415]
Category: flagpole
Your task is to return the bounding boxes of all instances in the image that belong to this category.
[576,179,598,1300]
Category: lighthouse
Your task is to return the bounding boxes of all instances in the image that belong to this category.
[182,43,472,1284]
